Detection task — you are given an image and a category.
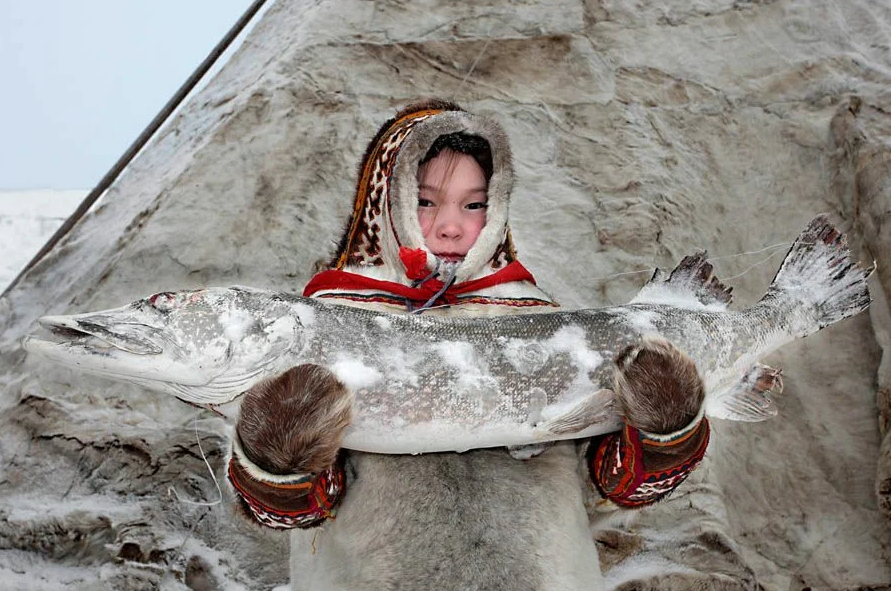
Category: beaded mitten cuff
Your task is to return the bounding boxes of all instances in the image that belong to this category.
[228,435,346,529]
[587,415,710,508]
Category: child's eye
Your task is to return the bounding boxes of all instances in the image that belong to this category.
[418,198,435,207]
[466,201,488,211]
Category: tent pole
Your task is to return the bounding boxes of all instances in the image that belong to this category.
[2,0,269,298]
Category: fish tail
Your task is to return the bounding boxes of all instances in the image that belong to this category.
[763,214,872,329]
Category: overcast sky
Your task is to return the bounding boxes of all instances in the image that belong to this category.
[0,1,257,190]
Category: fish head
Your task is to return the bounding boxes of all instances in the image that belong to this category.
[22,287,309,404]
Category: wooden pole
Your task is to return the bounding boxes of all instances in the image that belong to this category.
[2,0,269,298]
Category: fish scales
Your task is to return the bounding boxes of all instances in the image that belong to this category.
[22,215,873,453]
[283,297,780,449]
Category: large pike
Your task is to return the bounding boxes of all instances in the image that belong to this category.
[23,216,871,453]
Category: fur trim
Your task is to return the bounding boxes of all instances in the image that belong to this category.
[389,109,515,283]
[231,433,315,486]
[613,337,705,435]
[327,101,527,288]
[638,406,706,444]
[236,364,352,475]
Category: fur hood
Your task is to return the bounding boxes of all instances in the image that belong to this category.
[308,100,555,312]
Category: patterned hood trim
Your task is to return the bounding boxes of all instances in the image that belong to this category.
[330,101,518,285]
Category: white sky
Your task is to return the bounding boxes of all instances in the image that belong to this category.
[0,1,256,190]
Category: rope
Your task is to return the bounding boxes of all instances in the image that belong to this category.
[585,241,795,285]
[167,416,223,507]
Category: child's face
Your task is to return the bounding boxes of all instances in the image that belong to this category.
[416,150,488,262]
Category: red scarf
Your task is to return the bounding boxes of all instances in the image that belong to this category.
[303,247,537,306]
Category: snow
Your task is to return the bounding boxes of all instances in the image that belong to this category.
[0,189,85,292]
[330,356,382,390]
[623,308,661,336]
[377,347,421,388]
[500,327,605,397]
[432,340,477,370]
[3,492,140,524]
[373,315,392,331]
[544,326,603,372]
[261,315,303,344]
[291,302,316,327]
[500,338,550,374]
[432,340,499,393]
[630,282,728,312]
[219,308,254,342]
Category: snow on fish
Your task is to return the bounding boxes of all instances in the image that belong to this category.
[22,215,872,453]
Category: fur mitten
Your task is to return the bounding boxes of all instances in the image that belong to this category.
[613,337,705,436]
[236,364,352,475]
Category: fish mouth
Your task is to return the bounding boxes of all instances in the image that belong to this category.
[30,315,163,356]
[23,313,267,404]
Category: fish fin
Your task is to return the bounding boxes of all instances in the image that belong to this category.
[763,214,872,330]
[707,364,783,422]
[630,251,733,310]
[536,389,615,435]
[507,443,550,460]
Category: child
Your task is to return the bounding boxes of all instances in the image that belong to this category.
[227,100,709,589]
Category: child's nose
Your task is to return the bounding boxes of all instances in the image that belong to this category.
[437,219,462,239]
[436,210,462,238]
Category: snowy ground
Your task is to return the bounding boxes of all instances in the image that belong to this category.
[0,190,86,292]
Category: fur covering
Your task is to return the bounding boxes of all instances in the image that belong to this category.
[614,338,705,435]
[316,99,556,308]
[286,101,604,589]
[238,364,351,475]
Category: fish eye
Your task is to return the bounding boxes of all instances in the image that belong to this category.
[148,292,177,310]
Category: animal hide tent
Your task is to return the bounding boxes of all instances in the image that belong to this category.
[1,0,890,588]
